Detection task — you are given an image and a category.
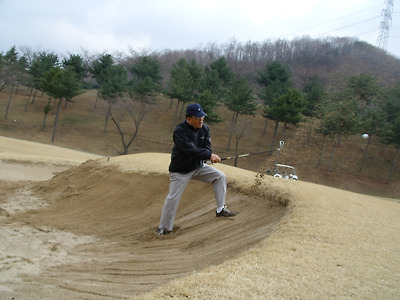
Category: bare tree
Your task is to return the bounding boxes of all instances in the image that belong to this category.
[109,97,157,154]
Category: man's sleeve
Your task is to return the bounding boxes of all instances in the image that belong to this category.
[203,126,212,151]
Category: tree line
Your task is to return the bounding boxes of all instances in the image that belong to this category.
[1,36,400,181]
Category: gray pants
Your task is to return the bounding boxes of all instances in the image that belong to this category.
[159,164,226,231]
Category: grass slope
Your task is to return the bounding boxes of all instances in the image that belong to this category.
[0,129,399,299]
[0,87,399,198]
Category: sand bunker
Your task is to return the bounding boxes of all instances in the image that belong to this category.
[1,137,399,299]
[1,153,288,299]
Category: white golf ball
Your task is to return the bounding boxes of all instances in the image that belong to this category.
[362,133,369,139]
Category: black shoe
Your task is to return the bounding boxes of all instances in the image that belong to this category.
[216,206,236,217]
[157,228,172,235]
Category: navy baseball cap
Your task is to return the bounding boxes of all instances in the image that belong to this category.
[186,103,207,118]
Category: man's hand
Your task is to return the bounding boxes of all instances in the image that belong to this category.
[210,153,221,164]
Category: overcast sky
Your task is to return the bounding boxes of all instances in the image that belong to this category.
[1,0,399,58]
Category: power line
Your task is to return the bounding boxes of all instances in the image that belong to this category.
[315,16,382,37]
[282,4,384,38]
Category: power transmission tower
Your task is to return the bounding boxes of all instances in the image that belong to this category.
[376,0,394,51]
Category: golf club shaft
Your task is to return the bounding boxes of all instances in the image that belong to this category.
[221,149,277,160]
[206,141,284,164]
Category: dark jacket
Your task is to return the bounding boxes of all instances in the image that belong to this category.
[169,120,213,173]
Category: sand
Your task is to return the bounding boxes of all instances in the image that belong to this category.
[0,136,399,299]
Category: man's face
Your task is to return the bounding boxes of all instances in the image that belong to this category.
[187,116,205,129]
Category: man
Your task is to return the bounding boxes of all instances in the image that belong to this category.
[158,103,236,235]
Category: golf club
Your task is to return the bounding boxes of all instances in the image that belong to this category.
[205,141,284,164]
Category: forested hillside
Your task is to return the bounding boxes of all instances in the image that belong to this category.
[157,37,400,89]
[1,36,399,198]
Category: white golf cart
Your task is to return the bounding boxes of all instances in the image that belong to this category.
[272,164,298,180]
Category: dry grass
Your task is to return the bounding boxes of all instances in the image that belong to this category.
[0,85,396,300]
[134,169,400,299]
[1,137,399,299]
[1,86,399,199]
